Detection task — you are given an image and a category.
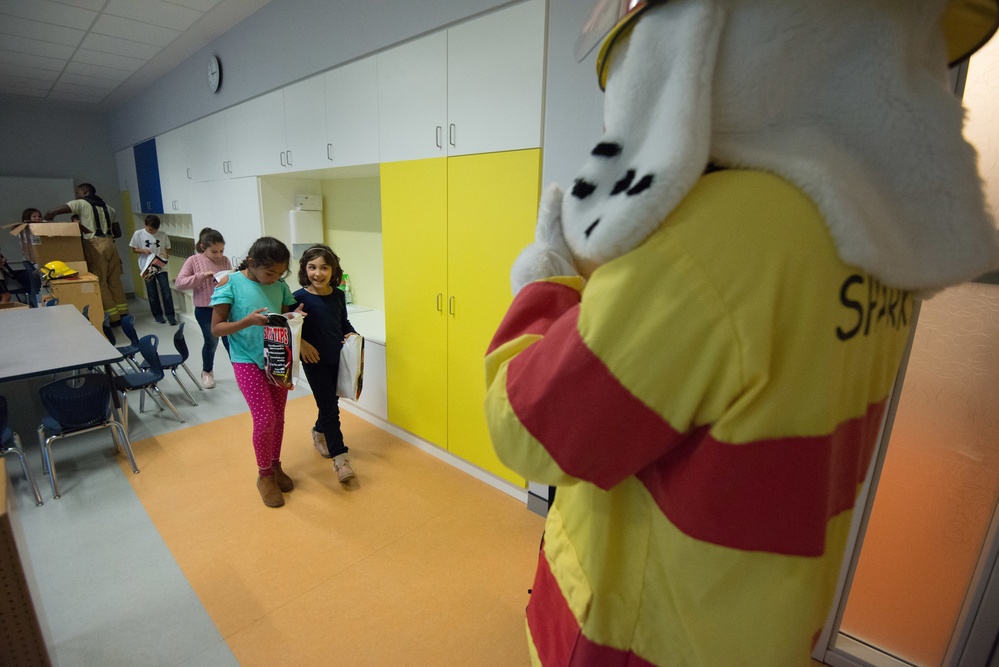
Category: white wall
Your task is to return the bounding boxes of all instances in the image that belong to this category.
[0,95,134,292]
[322,175,383,311]
[540,0,605,190]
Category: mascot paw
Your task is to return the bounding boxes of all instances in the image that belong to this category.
[511,184,578,295]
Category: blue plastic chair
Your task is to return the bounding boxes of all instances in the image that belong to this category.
[139,322,201,406]
[103,313,140,373]
[37,374,137,500]
[0,396,43,506]
[22,261,41,307]
[112,334,185,433]
[6,267,30,305]
[44,298,58,306]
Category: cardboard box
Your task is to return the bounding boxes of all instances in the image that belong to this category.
[5,222,85,268]
[47,272,102,329]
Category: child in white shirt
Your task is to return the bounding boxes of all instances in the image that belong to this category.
[129,214,176,325]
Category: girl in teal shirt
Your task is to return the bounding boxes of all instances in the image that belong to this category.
[211,237,303,508]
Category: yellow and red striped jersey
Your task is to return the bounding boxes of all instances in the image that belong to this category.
[485,170,912,666]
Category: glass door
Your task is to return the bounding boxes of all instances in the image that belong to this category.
[816,43,999,667]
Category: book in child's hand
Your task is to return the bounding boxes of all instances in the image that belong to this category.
[141,254,168,280]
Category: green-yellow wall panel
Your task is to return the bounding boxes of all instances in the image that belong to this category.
[446,149,541,486]
[381,159,449,446]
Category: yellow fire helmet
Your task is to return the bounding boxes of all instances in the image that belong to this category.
[578,0,999,90]
[40,260,79,280]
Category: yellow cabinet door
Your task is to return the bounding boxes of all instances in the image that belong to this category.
[447,149,541,485]
[381,158,448,445]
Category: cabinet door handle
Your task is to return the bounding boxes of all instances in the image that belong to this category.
[327,143,333,161]
[436,125,442,149]
[172,200,178,211]
[286,150,292,166]
[280,151,286,167]
[448,296,455,317]
[436,293,443,313]
[221,160,226,174]
[449,123,456,148]
[186,168,191,180]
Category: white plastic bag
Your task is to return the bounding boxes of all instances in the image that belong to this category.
[336,334,364,400]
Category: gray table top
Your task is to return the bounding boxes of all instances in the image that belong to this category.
[0,305,123,383]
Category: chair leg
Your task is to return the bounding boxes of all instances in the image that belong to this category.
[151,385,185,423]
[117,391,129,435]
[37,426,49,476]
[180,363,203,392]
[43,434,62,500]
[110,422,139,474]
[7,434,43,506]
[139,386,165,413]
[170,368,198,406]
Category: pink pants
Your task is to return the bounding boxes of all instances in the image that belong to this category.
[232,363,289,475]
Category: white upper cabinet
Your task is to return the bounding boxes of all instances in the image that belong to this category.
[156,124,193,213]
[377,31,448,163]
[376,0,545,163]
[115,147,141,212]
[446,0,546,156]
[187,112,230,182]
[225,90,287,177]
[189,176,262,261]
[324,55,380,167]
[283,74,330,171]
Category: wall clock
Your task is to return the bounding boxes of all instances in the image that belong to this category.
[207,55,222,93]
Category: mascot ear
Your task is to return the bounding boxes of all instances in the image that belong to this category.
[562,0,727,270]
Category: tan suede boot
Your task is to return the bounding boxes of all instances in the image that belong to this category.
[256,475,285,507]
[273,462,294,492]
[312,428,331,458]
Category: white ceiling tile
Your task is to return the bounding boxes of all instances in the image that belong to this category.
[0,0,273,106]
[167,0,222,12]
[0,0,97,30]
[49,87,108,102]
[92,14,180,48]
[73,48,145,72]
[0,75,50,91]
[58,71,119,89]
[104,0,202,32]
[51,0,105,11]
[0,62,60,81]
[0,15,85,47]
[64,60,131,82]
[82,33,160,60]
[0,49,66,72]
[4,85,47,97]
[52,79,108,95]
[0,34,75,60]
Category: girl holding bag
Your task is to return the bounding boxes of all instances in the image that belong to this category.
[293,244,358,484]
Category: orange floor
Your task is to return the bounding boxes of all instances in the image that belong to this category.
[119,397,545,665]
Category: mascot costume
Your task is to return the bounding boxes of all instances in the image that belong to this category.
[484,0,999,664]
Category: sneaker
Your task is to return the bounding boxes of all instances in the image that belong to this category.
[272,462,294,492]
[311,428,330,458]
[256,475,284,507]
[333,454,355,484]
[201,371,216,389]
[168,318,179,326]
[154,318,166,324]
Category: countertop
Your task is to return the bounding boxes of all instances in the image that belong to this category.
[346,305,385,345]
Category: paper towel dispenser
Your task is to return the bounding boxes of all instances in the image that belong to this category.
[290,209,323,259]
[294,194,322,211]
